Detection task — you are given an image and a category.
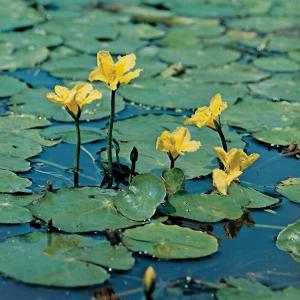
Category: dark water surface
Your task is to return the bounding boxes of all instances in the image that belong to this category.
[0,70,299,300]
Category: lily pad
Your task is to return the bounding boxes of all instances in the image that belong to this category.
[0,114,49,130]
[158,47,240,67]
[223,99,300,131]
[0,154,31,172]
[123,222,218,259]
[0,76,27,98]
[188,63,269,83]
[276,220,300,263]
[0,232,112,287]
[114,174,166,221]
[9,87,125,122]
[162,168,185,196]
[29,188,143,233]
[119,78,248,109]
[41,125,105,144]
[276,178,300,203]
[0,194,39,224]
[249,77,300,103]
[253,57,300,72]
[253,127,300,146]
[101,114,244,178]
[0,169,31,193]
[217,277,300,300]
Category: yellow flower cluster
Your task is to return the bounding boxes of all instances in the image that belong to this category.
[213,148,260,195]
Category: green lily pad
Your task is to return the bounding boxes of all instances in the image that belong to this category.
[0,76,27,98]
[0,169,31,193]
[0,154,31,172]
[249,77,300,103]
[0,114,49,130]
[276,220,300,263]
[217,277,300,300]
[276,178,300,203]
[227,16,300,33]
[41,125,105,144]
[223,99,300,131]
[123,222,218,259]
[114,174,166,221]
[253,127,300,146]
[101,114,244,178]
[289,50,300,63]
[160,183,278,222]
[0,232,112,287]
[0,29,62,48]
[0,46,49,71]
[0,194,39,224]
[158,47,240,67]
[189,63,269,83]
[162,168,185,196]
[253,57,300,72]
[9,87,125,122]
[29,188,143,233]
[119,77,248,109]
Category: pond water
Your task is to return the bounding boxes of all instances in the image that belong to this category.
[0,0,300,299]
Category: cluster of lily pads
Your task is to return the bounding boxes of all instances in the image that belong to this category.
[0,0,299,296]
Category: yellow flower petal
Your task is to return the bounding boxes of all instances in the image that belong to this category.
[97,50,114,78]
[212,169,242,195]
[119,69,143,84]
[66,101,79,116]
[209,93,228,118]
[214,147,228,168]
[88,69,109,84]
[115,53,136,77]
[54,86,71,98]
[240,153,260,171]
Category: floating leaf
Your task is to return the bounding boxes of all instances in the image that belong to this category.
[276,178,300,203]
[276,220,300,263]
[119,78,248,109]
[0,154,31,172]
[253,57,300,72]
[0,169,31,193]
[123,222,218,259]
[162,168,185,196]
[30,188,143,233]
[0,76,27,98]
[114,174,166,221]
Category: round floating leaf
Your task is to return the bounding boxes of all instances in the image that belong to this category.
[160,192,244,222]
[41,125,105,144]
[0,30,62,48]
[223,99,300,131]
[0,232,111,287]
[289,50,300,63]
[189,64,269,83]
[249,77,300,103]
[9,87,125,121]
[0,194,38,224]
[30,188,143,233]
[227,16,300,33]
[119,78,248,109]
[162,168,185,196]
[0,46,49,70]
[158,47,240,67]
[114,174,166,221]
[0,76,27,98]
[253,57,300,72]
[0,114,49,130]
[276,220,300,263]
[253,127,300,146]
[217,277,300,300]
[276,178,300,203]
[101,114,244,178]
[123,222,218,259]
[0,169,31,193]
[0,154,31,172]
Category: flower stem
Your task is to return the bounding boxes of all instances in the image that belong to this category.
[107,89,116,178]
[74,118,81,187]
[168,152,176,169]
[215,123,227,152]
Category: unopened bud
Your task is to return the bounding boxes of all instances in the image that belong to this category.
[143,266,156,297]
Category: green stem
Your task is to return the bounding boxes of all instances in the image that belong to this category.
[74,119,81,187]
[216,124,227,152]
[107,89,116,177]
[168,152,177,169]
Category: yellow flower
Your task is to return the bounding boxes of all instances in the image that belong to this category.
[212,169,242,195]
[88,51,143,91]
[214,147,260,173]
[156,127,201,160]
[47,83,102,118]
[184,93,228,130]
[143,266,156,296]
